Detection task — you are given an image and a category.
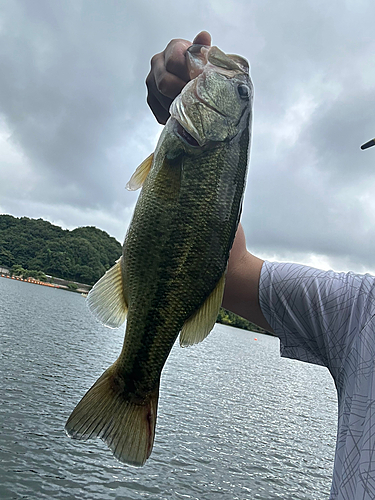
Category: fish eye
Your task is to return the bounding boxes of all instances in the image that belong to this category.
[238,84,250,99]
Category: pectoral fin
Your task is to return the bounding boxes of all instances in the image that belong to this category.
[180,272,226,347]
[87,258,128,328]
[126,153,154,191]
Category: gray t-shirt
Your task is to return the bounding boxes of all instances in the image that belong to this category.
[259,261,375,500]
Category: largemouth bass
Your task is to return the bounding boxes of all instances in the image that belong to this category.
[65,45,253,466]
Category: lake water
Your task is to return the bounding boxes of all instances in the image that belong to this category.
[0,277,338,499]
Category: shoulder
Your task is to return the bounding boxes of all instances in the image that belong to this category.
[260,261,375,301]
[259,261,375,370]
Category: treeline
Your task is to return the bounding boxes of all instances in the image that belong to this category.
[0,215,122,285]
[0,214,268,333]
[217,308,269,334]
[10,264,47,282]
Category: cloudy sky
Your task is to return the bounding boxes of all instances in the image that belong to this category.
[0,0,374,274]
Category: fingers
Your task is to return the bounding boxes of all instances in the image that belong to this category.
[164,39,192,83]
[146,32,212,124]
[146,49,188,124]
[146,92,170,125]
[192,31,211,46]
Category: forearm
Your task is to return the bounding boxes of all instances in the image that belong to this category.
[222,225,273,332]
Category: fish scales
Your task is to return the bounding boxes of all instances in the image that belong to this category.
[121,140,248,386]
[65,44,253,466]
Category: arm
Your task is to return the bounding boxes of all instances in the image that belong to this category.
[222,224,273,332]
[146,33,273,333]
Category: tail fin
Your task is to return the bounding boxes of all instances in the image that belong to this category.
[65,365,159,466]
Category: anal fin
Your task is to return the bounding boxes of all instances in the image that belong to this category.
[180,272,226,347]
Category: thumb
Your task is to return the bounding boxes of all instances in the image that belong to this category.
[192,31,211,46]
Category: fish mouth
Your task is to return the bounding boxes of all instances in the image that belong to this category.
[175,121,200,147]
[170,91,204,147]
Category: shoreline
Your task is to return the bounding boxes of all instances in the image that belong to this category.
[0,272,91,294]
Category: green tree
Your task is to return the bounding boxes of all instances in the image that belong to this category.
[11,264,27,277]
[216,307,269,334]
[0,247,14,267]
[0,214,122,285]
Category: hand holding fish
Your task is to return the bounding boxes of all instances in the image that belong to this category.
[146,31,211,124]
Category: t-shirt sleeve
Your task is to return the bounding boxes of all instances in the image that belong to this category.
[258,261,375,376]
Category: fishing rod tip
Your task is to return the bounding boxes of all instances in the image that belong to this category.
[361,138,375,150]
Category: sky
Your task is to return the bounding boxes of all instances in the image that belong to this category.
[0,0,374,274]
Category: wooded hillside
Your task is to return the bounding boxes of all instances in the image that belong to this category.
[0,214,268,333]
[0,215,122,285]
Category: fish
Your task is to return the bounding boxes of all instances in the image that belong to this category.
[65,44,253,466]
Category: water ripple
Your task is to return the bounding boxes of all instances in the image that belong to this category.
[0,278,337,499]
